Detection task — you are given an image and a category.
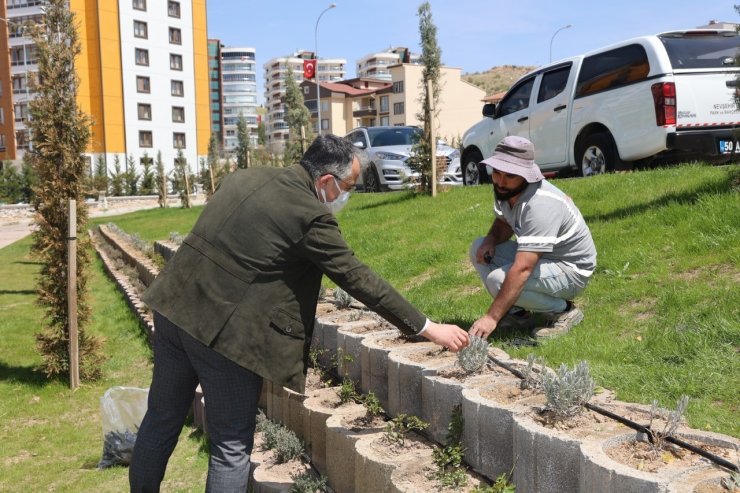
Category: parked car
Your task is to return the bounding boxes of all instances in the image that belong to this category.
[345,126,462,191]
[461,28,740,184]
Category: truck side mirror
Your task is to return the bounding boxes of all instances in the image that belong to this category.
[353,141,366,149]
[482,103,497,118]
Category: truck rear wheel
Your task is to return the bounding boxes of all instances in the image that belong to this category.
[578,133,615,177]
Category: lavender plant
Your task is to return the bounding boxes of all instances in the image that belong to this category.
[457,335,489,373]
[541,361,595,419]
[648,395,689,452]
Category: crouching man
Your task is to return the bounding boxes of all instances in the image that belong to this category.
[468,136,597,340]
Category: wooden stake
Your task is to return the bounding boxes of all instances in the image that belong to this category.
[428,80,437,198]
[300,125,307,154]
[208,161,215,195]
[68,199,79,389]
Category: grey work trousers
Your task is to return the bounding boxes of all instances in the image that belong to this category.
[129,311,263,493]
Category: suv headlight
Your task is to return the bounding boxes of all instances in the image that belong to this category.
[375,151,407,161]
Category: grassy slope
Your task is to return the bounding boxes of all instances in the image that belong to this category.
[463,65,537,95]
[0,238,207,492]
[1,164,736,491]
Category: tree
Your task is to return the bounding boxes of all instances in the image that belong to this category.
[0,165,25,203]
[155,150,167,208]
[171,150,192,208]
[27,0,105,381]
[92,155,108,195]
[109,154,125,196]
[410,1,443,195]
[140,153,155,195]
[283,67,313,164]
[124,154,140,195]
[257,119,267,146]
[236,112,251,169]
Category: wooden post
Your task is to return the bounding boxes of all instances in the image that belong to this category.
[300,125,307,154]
[162,171,168,208]
[183,168,191,208]
[428,80,437,198]
[246,148,251,168]
[68,199,79,390]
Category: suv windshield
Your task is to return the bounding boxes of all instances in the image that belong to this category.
[366,127,421,147]
[659,31,740,69]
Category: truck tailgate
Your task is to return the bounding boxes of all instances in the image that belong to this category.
[675,71,740,128]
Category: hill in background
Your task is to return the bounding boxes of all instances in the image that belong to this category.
[463,65,536,97]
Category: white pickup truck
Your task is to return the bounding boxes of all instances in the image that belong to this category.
[461,29,740,183]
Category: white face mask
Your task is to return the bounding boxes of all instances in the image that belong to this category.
[320,176,351,214]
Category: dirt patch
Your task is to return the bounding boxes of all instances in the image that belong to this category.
[374,335,422,348]
[436,361,512,381]
[606,436,733,474]
[479,380,540,405]
[344,413,386,431]
[404,348,456,365]
[341,323,385,335]
[394,461,486,493]
[372,432,431,458]
[532,408,610,435]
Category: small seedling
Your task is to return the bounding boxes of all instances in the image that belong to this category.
[520,353,545,391]
[361,391,384,417]
[446,404,464,446]
[338,377,359,404]
[457,335,489,373]
[647,395,689,453]
[719,445,739,491]
[169,231,185,245]
[384,414,428,446]
[471,472,516,492]
[432,444,468,488]
[541,360,595,419]
[290,471,329,493]
[334,288,355,309]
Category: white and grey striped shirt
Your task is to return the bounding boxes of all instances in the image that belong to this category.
[494,180,597,278]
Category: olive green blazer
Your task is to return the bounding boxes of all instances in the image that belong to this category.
[143,165,426,392]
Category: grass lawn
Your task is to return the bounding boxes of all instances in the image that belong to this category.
[0,238,208,492]
[1,163,737,490]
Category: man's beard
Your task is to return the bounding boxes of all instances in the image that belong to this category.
[494,180,529,201]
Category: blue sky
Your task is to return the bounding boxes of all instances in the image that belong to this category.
[207,0,737,101]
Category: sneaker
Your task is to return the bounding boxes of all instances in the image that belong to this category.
[497,308,535,331]
[532,302,584,339]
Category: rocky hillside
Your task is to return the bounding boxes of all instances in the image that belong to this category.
[463,65,536,96]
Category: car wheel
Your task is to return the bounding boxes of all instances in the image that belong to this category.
[462,149,484,185]
[364,165,383,193]
[578,133,615,177]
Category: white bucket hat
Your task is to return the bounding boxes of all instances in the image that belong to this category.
[481,136,544,183]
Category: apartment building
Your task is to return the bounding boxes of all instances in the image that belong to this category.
[0,0,209,174]
[301,64,486,142]
[356,47,419,81]
[263,50,345,153]
[221,46,258,151]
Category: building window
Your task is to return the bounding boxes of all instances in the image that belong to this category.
[321,119,329,130]
[133,0,146,11]
[303,86,309,95]
[0,107,4,125]
[380,95,389,112]
[380,116,389,126]
[139,131,153,148]
[172,106,185,123]
[135,48,149,66]
[171,80,184,97]
[168,1,180,17]
[170,53,183,71]
[393,102,404,115]
[169,27,182,45]
[133,20,148,39]
[136,76,151,93]
[173,132,186,149]
[392,81,404,93]
[0,134,5,151]
[137,103,152,120]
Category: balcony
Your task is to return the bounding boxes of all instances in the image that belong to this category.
[353,105,376,118]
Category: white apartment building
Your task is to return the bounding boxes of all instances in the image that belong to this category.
[263,50,346,152]
[356,47,420,81]
[221,46,258,151]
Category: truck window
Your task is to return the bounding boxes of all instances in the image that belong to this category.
[498,77,535,117]
[537,65,571,103]
[576,44,650,98]
[659,31,740,69]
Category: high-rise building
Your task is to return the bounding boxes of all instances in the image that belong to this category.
[356,47,420,81]
[0,0,210,174]
[221,46,258,152]
[263,50,346,152]
[208,38,224,150]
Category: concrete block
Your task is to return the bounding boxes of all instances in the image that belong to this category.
[335,320,386,384]
[282,387,308,445]
[354,433,430,493]
[359,331,404,411]
[301,386,355,476]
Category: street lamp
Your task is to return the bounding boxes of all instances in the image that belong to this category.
[0,16,33,152]
[315,3,336,136]
[549,24,572,63]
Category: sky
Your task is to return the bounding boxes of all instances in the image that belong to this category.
[207,0,738,103]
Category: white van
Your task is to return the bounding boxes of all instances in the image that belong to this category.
[461,29,740,182]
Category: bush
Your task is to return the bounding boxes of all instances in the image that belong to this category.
[542,361,595,419]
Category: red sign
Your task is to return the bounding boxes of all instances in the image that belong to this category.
[303,59,316,80]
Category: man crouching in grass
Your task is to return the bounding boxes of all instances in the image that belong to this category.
[468,136,597,340]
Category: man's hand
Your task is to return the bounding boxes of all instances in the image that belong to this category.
[421,322,470,352]
[476,236,497,265]
[469,314,498,339]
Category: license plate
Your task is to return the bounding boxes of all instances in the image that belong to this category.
[719,139,740,154]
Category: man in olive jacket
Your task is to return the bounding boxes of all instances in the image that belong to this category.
[130,135,469,492]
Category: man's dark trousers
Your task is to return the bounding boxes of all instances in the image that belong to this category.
[129,312,263,492]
